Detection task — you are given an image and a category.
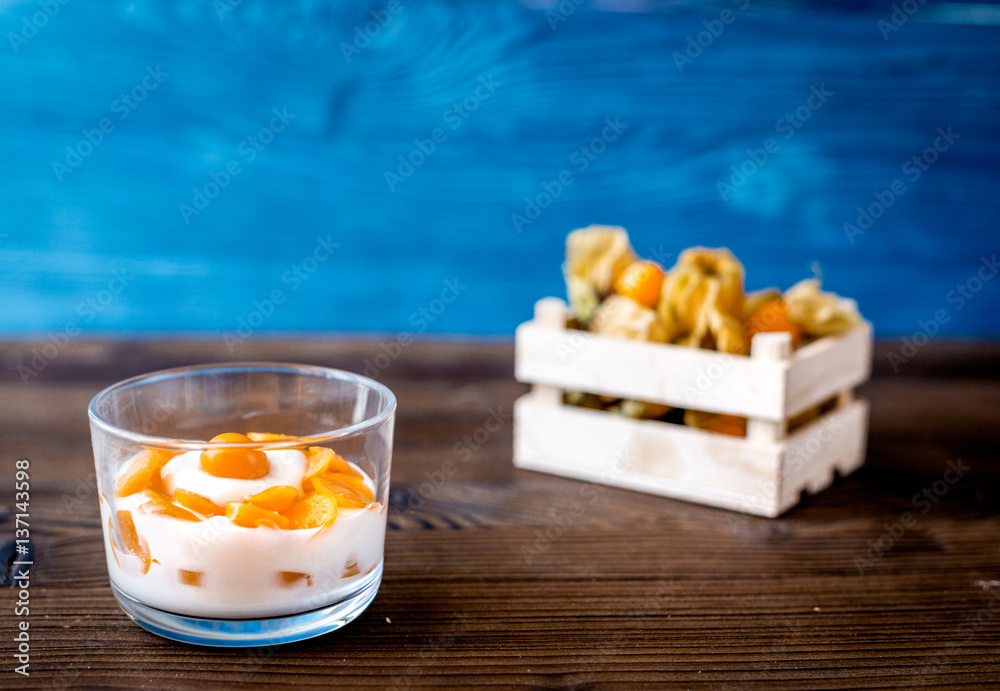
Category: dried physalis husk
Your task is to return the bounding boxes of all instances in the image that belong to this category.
[705,308,747,355]
[657,247,747,354]
[618,399,673,420]
[590,294,667,343]
[564,391,609,410]
[783,279,861,337]
[564,225,636,324]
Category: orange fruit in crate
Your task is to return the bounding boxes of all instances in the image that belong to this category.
[684,410,747,438]
[201,433,270,479]
[614,260,666,309]
[745,297,803,348]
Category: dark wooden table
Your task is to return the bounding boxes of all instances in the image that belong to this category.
[2,340,998,689]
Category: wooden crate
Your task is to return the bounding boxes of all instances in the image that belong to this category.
[513,297,873,517]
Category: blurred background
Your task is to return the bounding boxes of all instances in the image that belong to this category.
[1,0,998,344]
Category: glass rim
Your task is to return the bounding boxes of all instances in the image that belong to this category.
[87,361,397,451]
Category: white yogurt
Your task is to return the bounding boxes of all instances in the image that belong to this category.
[102,448,386,619]
[160,449,307,504]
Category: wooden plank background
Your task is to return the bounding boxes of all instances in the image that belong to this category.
[0,0,998,338]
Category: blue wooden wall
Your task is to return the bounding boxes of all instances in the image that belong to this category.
[1,0,998,340]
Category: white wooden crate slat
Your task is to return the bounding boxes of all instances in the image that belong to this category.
[777,399,869,513]
[514,394,869,517]
[515,298,873,421]
[515,320,788,420]
[786,321,873,418]
[514,393,782,515]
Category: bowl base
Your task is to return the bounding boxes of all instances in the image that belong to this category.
[111,563,382,647]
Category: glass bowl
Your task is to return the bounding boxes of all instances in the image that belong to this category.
[88,363,396,647]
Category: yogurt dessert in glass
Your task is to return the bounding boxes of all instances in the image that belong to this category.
[88,363,396,646]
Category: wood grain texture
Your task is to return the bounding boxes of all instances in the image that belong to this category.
[1,339,999,689]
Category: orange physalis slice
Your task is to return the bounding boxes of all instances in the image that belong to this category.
[201,433,270,480]
[115,509,151,574]
[140,489,200,522]
[226,501,290,529]
[614,260,666,309]
[304,447,334,478]
[329,457,362,479]
[247,432,302,446]
[278,571,312,586]
[115,449,175,497]
[304,447,361,481]
[143,487,174,505]
[174,489,226,517]
[144,503,200,521]
[147,466,170,494]
[312,473,373,509]
[178,570,203,586]
[108,518,122,568]
[284,493,338,530]
[341,559,360,578]
[246,485,298,513]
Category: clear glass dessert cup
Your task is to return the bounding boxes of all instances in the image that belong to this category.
[88,363,396,647]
